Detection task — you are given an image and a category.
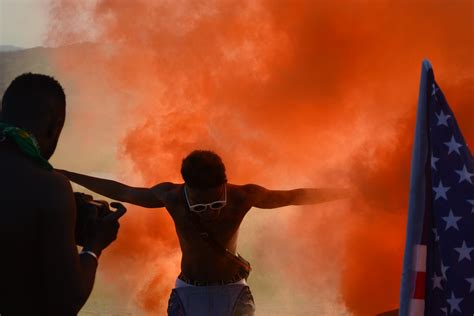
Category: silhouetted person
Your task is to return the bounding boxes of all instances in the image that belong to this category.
[57,150,349,315]
[0,73,125,316]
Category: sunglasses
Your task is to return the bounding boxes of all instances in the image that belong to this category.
[184,184,227,213]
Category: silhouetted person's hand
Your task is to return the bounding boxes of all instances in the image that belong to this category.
[83,202,126,257]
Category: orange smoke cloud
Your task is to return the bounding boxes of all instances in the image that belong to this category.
[47,0,473,314]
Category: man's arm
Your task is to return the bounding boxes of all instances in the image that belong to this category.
[243,184,350,209]
[56,169,164,208]
[39,173,99,314]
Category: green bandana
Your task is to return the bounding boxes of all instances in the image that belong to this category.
[0,122,53,171]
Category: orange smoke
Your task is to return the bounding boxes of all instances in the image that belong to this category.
[47,0,473,314]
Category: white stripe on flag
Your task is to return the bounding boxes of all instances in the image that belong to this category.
[409,299,425,316]
[414,244,427,272]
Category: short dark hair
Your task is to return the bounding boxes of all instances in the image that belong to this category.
[1,73,65,128]
[181,150,227,189]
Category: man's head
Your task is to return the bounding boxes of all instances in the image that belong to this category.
[1,73,66,160]
[181,150,227,189]
[181,150,227,220]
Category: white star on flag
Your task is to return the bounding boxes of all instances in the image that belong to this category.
[442,209,462,231]
[468,200,474,213]
[446,292,463,313]
[431,153,439,170]
[435,110,451,127]
[454,240,474,262]
[454,164,474,184]
[432,273,444,290]
[444,135,463,155]
[432,83,439,96]
[466,277,474,293]
[441,262,449,280]
[433,180,450,200]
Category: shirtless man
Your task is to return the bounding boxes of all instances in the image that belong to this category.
[57,150,348,315]
[0,73,125,315]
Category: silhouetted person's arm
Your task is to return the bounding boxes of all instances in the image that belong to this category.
[39,173,120,314]
[56,169,166,208]
[243,184,350,209]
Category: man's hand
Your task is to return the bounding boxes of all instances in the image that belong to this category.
[83,202,126,256]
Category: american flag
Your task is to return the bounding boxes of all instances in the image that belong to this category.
[400,60,474,316]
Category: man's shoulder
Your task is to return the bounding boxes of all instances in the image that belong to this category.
[36,170,74,212]
[152,182,179,189]
[226,183,256,203]
[0,166,75,221]
[227,184,268,207]
[0,157,72,198]
[228,183,259,195]
[150,182,181,200]
[150,182,180,193]
[38,169,72,192]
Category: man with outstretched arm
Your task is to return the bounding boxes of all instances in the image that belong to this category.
[0,73,126,316]
[57,150,349,316]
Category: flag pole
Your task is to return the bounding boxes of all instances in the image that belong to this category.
[399,59,433,316]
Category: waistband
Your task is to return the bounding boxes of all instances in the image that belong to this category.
[177,269,249,287]
[175,277,248,288]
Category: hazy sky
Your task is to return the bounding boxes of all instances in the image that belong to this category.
[0,0,49,48]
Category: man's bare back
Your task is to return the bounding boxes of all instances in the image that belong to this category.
[0,143,54,313]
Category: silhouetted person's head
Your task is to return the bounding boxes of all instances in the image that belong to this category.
[181,150,227,220]
[1,73,66,160]
[181,150,227,189]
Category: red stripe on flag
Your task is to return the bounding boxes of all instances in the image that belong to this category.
[413,271,426,299]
